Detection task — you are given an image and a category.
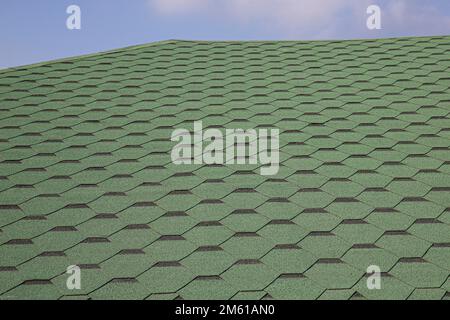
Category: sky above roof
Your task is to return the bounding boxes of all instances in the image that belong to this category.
[1,0,450,69]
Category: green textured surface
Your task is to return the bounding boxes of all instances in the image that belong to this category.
[0,36,450,300]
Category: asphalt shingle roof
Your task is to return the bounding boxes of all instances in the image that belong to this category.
[1,36,450,300]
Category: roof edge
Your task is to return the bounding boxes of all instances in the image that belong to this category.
[1,34,449,72]
[0,39,178,73]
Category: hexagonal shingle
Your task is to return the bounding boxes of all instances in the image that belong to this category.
[1,36,450,300]
[221,260,278,292]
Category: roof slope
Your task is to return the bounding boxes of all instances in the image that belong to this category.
[0,36,450,300]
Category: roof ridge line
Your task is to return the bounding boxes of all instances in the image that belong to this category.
[0,39,178,73]
[1,34,449,72]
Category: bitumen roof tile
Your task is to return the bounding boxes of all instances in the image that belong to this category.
[0,36,450,299]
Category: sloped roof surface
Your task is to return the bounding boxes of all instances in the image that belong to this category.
[1,36,450,300]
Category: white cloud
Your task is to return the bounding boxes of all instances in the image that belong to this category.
[386,0,450,35]
[147,0,450,38]
[226,0,371,37]
[149,0,366,20]
[149,0,211,15]
[148,0,369,37]
[228,0,355,24]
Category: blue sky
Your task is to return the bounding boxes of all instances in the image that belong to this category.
[1,0,450,69]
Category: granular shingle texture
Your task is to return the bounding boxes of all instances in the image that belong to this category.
[1,36,450,300]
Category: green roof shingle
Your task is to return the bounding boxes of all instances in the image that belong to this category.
[0,36,450,300]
